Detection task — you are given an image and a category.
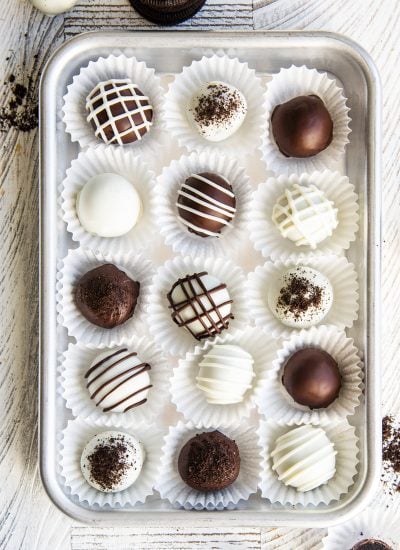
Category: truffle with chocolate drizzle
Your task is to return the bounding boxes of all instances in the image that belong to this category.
[85,348,152,413]
[167,271,233,340]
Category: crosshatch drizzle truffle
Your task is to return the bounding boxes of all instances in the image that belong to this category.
[187,81,247,142]
[74,264,140,329]
[178,430,240,491]
[177,172,236,238]
[86,79,153,145]
[166,271,233,340]
[267,266,333,329]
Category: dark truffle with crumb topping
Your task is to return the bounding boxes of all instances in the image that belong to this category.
[282,347,341,409]
[74,264,140,329]
[178,430,240,491]
[271,95,333,158]
[351,540,393,550]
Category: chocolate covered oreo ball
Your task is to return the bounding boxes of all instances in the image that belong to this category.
[130,0,206,25]
[282,348,341,409]
[177,172,236,238]
[86,79,153,145]
[74,264,140,329]
[271,95,333,158]
[352,541,393,550]
[178,430,240,491]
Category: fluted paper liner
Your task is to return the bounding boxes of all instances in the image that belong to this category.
[156,421,261,510]
[261,65,351,175]
[258,420,359,506]
[322,506,400,549]
[256,326,364,426]
[60,417,163,507]
[61,336,170,428]
[62,55,165,154]
[147,255,250,357]
[171,328,280,427]
[164,54,265,156]
[57,248,153,348]
[247,255,359,338]
[61,147,157,255]
[249,171,359,261]
[155,151,252,259]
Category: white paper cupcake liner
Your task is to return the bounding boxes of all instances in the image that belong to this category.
[57,248,153,348]
[164,54,265,156]
[171,328,280,427]
[249,171,359,262]
[62,55,165,154]
[156,420,261,510]
[256,326,364,426]
[146,255,250,357]
[60,417,163,507]
[322,505,400,549]
[154,151,252,259]
[60,336,170,428]
[261,65,351,175]
[247,255,359,338]
[61,147,157,255]
[258,420,359,506]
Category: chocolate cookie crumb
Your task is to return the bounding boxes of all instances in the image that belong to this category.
[0,71,38,132]
[382,415,400,494]
[277,271,323,319]
[191,83,245,129]
[87,435,132,492]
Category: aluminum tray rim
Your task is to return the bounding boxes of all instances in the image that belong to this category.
[39,30,382,527]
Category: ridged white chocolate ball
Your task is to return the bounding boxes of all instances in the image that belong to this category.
[80,431,145,493]
[187,81,247,142]
[272,183,338,248]
[271,425,336,492]
[76,173,142,238]
[267,266,333,329]
[196,344,255,404]
[30,0,77,16]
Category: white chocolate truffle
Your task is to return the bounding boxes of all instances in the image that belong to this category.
[167,272,233,340]
[85,348,152,413]
[30,0,77,16]
[196,344,255,404]
[76,173,142,238]
[80,431,145,493]
[271,425,336,492]
[268,266,333,329]
[272,183,338,248]
[187,81,247,142]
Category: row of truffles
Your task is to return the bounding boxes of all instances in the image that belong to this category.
[79,425,339,496]
[72,168,339,252]
[83,74,334,160]
[73,263,334,334]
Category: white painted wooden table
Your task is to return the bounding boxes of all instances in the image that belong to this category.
[1,0,399,548]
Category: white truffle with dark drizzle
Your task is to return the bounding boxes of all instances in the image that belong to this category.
[85,348,152,413]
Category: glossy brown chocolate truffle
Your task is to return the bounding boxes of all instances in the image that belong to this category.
[178,430,240,491]
[74,264,140,329]
[177,172,236,238]
[271,95,333,158]
[352,541,393,550]
[282,347,341,409]
[86,79,153,146]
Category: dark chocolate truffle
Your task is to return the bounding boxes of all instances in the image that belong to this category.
[352,540,393,550]
[86,79,153,146]
[129,0,206,25]
[167,271,233,340]
[178,430,240,491]
[271,95,333,158]
[282,347,341,409]
[177,172,236,238]
[74,264,140,329]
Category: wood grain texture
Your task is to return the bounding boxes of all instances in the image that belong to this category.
[1,0,400,548]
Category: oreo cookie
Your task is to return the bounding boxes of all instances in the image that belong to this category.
[130,0,206,25]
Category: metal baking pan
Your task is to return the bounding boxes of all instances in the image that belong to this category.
[39,30,381,526]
